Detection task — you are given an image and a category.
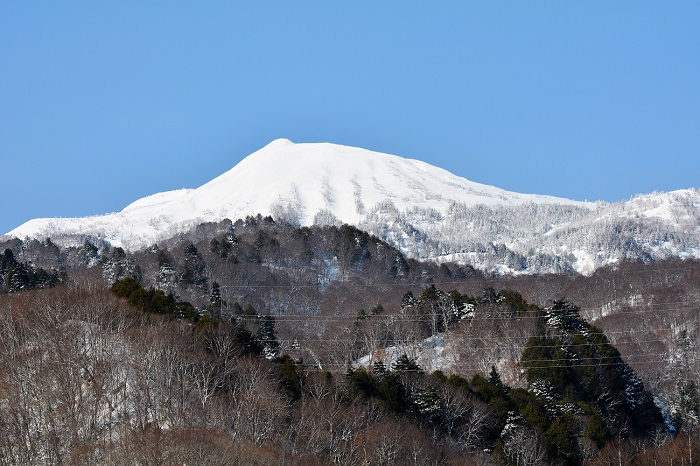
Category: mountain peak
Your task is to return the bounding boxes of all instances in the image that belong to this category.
[264,138,294,148]
[12,140,697,276]
[5,140,591,253]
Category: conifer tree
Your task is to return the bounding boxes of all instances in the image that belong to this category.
[256,315,279,359]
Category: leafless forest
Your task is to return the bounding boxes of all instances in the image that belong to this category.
[2,218,700,465]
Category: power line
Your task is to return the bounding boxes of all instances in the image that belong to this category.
[292,358,682,372]
[227,305,700,323]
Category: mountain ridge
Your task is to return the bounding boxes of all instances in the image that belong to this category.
[4,140,699,275]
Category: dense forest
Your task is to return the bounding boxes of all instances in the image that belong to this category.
[2,217,700,464]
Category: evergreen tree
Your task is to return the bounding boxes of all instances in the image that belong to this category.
[256,315,279,359]
[372,360,387,375]
[393,354,423,373]
[208,282,226,318]
[181,243,208,291]
[489,366,507,395]
[279,356,303,401]
[520,300,663,460]
[1,248,60,294]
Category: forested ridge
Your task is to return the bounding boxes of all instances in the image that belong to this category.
[2,217,700,464]
[359,189,700,274]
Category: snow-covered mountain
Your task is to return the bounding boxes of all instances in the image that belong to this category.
[5,139,700,274]
[361,187,700,275]
[4,138,588,246]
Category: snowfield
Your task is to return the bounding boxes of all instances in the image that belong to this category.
[4,139,700,275]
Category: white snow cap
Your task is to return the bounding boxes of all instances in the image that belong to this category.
[5,138,591,252]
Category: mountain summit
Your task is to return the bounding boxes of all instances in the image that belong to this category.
[5,139,587,246]
[181,137,590,226]
[5,140,699,274]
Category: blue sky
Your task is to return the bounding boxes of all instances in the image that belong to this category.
[1,2,698,235]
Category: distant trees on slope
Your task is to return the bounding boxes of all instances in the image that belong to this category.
[0,247,63,293]
[358,199,700,274]
[0,279,675,465]
[4,218,700,463]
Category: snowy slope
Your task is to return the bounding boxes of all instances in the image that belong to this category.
[5,139,699,274]
[4,139,588,249]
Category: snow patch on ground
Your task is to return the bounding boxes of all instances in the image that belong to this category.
[354,333,458,374]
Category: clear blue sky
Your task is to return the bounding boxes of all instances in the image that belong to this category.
[1,2,698,235]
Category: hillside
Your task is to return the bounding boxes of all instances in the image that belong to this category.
[4,140,699,275]
[3,221,700,464]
